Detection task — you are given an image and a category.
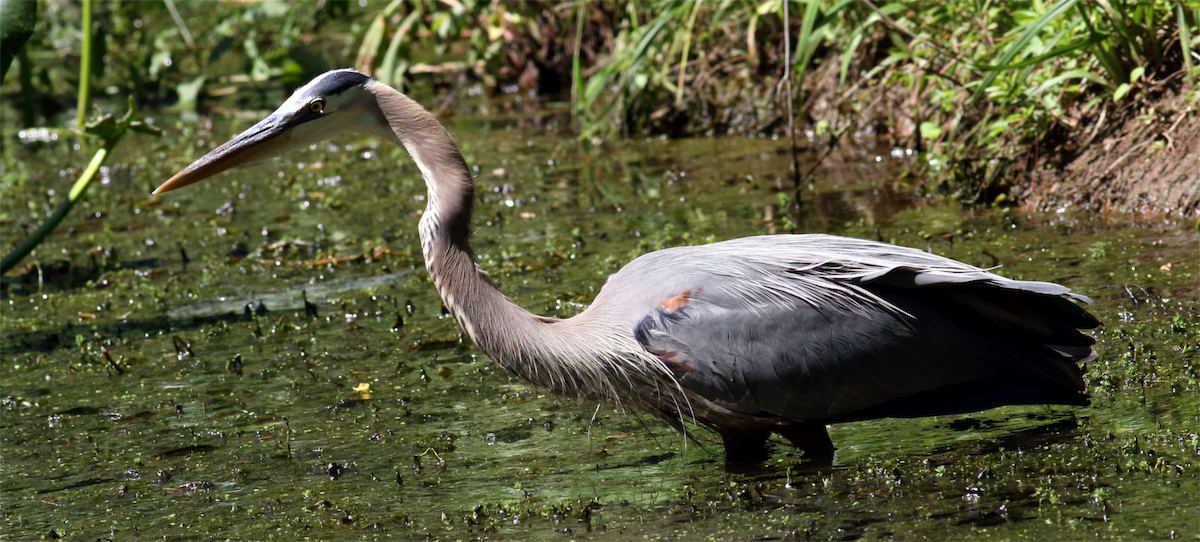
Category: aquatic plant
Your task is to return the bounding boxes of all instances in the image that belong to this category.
[0,98,159,274]
[0,0,38,79]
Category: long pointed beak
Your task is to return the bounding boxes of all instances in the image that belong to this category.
[154,113,292,194]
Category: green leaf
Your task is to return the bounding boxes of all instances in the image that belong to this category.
[0,0,38,79]
[971,33,1106,71]
[356,13,387,74]
[379,11,420,87]
[382,0,404,17]
[877,2,905,15]
[757,0,782,16]
[175,75,207,114]
[919,121,943,138]
[84,114,120,141]
[793,0,823,82]
[1029,68,1113,95]
[1129,66,1145,83]
[571,3,585,112]
[1179,3,1196,86]
[432,12,451,39]
[584,70,611,105]
[840,30,864,85]
[588,13,673,121]
[970,0,1084,102]
[1113,82,1131,101]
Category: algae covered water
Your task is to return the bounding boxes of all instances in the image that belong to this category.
[2,109,1197,540]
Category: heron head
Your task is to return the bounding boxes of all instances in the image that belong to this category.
[154,69,385,194]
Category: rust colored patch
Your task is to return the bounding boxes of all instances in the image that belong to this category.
[662,357,692,377]
[658,289,695,312]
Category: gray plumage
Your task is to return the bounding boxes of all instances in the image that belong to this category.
[158,70,1100,467]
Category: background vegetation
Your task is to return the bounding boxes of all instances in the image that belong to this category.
[3,0,1199,204]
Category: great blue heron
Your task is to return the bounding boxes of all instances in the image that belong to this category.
[156,69,1099,466]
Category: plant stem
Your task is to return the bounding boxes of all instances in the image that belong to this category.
[784,0,802,205]
[76,0,93,129]
[162,0,194,46]
[571,3,586,119]
[18,46,35,127]
[1,141,112,275]
[1179,2,1195,86]
[675,0,703,107]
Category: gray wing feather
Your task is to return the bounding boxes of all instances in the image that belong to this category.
[614,235,1096,421]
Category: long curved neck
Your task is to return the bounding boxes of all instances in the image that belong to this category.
[365,82,678,410]
[367,82,542,355]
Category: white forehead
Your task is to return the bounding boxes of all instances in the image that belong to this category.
[275,70,370,115]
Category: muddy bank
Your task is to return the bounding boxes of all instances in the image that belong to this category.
[1023,86,1200,217]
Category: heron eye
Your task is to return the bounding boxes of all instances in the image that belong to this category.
[309,99,325,114]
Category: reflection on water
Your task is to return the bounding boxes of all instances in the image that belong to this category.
[165,270,413,319]
[2,108,1197,541]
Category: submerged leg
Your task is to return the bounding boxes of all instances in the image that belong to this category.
[719,427,771,466]
[778,422,835,462]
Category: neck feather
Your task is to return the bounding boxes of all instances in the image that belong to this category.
[368,82,512,341]
[365,82,680,412]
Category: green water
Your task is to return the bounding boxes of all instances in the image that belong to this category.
[2,109,1197,541]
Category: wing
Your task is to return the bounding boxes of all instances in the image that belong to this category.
[610,235,1096,422]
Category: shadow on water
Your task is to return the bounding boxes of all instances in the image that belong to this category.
[2,108,1197,541]
[2,264,413,355]
[1,255,163,296]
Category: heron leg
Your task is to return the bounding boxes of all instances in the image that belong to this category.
[779,422,835,461]
[719,427,771,465]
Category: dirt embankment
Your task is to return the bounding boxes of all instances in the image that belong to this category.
[1023,88,1199,217]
